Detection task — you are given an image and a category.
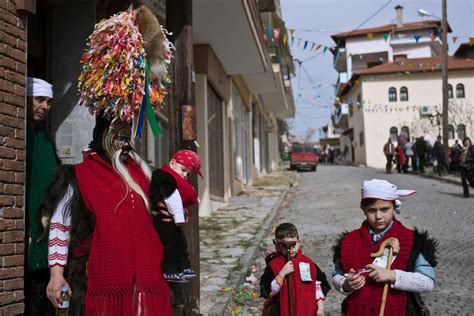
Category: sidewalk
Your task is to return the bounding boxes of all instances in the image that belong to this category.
[199,170,296,315]
[416,169,462,185]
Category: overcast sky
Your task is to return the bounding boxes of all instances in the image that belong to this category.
[280,0,474,141]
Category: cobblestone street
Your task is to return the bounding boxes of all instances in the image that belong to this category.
[216,164,474,315]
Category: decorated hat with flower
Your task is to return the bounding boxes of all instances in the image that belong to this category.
[78,5,173,138]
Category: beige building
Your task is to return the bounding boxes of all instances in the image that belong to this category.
[340,56,474,168]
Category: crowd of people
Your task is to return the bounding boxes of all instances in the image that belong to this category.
[383,133,473,178]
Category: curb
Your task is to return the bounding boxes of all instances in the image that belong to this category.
[414,172,462,186]
[208,171,297,315]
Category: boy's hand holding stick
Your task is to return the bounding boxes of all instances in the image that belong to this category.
[274,239,297,316]
[370,237,400,316]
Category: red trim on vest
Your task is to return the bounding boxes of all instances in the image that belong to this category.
[75,154,170,315]
[161,164,198,208]
[340,219,414,316]
[269,250,317,316]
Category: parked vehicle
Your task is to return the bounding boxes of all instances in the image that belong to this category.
[290,145,319,171]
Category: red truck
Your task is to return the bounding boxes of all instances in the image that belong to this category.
[290,145,319,171]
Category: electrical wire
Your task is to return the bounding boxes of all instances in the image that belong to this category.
[352,0,393,32]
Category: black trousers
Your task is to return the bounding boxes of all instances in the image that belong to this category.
[24,268,53,316]
[154,215,191,274]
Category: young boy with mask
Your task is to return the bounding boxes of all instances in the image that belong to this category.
[260,223,330,316]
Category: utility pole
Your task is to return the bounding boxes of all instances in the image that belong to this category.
[441,0,449,163]
[166,0,199,314]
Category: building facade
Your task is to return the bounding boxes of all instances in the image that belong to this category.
[0,0,294,312]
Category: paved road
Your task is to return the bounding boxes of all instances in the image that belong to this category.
[279,164,474,315]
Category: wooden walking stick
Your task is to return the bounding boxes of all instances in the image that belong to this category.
[370,237,400,316]
[274,239,297,316]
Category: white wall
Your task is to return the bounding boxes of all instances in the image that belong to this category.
[356,70,474,168]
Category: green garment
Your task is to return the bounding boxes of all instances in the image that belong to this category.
[26,123,58,271]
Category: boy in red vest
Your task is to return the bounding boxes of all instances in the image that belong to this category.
[260,223,330,316]
[150,149,201,282]
[332,179,438,315]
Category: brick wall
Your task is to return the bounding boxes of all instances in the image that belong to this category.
[0,0,27,314]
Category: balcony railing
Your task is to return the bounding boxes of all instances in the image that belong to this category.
[247,0,266,49]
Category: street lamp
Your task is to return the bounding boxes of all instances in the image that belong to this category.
[418,4,449,165]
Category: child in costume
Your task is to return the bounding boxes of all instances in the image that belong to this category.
[260,223,330,316]
[150,149,201,282]
[332,179,438,316]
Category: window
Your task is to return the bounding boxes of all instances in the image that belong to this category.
[389,87,397,102]
[400,86,408,101]
[357,93,362,108]
[456,83,465,98]
[448,84,453,99]
[359,130,364,147]
[390,127,398,142]
[457,124,466,140]
[448,125,455,140]
[401,126,410,140]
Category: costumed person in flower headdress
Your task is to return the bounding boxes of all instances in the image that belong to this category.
[38,4,174,315]
[149,149,201,282]
[332,179,438,315]
[260,223,331,316]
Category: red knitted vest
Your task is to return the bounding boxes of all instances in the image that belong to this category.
[269,250,317,316]
[340,219,414,316]
[75,153,171,315]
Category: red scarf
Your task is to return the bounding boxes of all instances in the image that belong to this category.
[269,250,317,316]
[161,164,198,208]
[340,219,414,316]
[75,154,170,315]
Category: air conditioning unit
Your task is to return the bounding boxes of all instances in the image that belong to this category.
[420,105,432,116]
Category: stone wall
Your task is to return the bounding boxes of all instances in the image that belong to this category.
[0,0,27,314]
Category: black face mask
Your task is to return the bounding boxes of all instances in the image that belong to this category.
[89,114,112,164]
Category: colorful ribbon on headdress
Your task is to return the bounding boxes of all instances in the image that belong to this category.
[135,61,164,138]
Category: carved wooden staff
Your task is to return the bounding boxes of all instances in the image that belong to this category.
[370,237,400,316]
[274,239,297,316]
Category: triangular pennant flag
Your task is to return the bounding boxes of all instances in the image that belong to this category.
[367,32,374,40]
[430,32,436,43]
[383,33,390,41]
[289,29,296,36]
[291,36,295,45]
[297,39,301,47]
[311,43,316,50]
[314,44,322,51]
[283,34,287,45]
[273,28,281,40]
[323,46,328,54]
[452,36,458,44]
[304,40,309,50]
[414,35,421,43]
[470,37,474,46]
[266,27,273,40]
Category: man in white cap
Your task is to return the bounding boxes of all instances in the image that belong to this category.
[25,77,58,315]
[331,179,438,315]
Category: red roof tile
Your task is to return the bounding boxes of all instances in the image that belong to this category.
[357,56,474,75]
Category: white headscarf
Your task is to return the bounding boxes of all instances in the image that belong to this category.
[361,179,415,213]
[27,77,53,99]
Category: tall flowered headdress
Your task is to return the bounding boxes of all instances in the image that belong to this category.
[78,5,173,138]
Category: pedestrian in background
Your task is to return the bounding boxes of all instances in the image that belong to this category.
[260,223,330,316]
[415,137,427,173]
[450,140,463,172]
[25,77,58,316]
[433,136,449,176]
[404,138,415,173]
[383,138,394,174]
[332,179,438,315]
[460,137,474,198]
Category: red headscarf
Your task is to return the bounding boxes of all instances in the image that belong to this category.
[171,150,202,178]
